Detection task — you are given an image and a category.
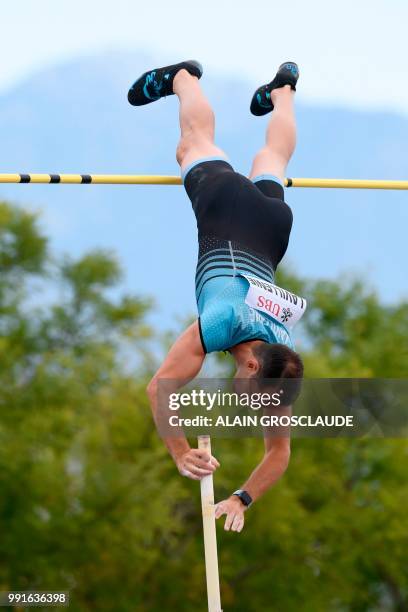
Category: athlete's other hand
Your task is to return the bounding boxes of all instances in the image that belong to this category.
[177,449,220,480]
[215,496,246,532]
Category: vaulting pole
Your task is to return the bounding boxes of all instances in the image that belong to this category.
[0,173,408,189]
[198,435,222,612]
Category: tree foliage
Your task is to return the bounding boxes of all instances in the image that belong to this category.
[0,202,407,611]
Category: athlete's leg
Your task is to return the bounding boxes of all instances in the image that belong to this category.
[249,85,296,184]
[173,69,227,173]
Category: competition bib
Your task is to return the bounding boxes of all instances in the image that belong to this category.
[242,274,307,329]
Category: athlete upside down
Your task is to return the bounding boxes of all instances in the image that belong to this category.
[128,60,304,532]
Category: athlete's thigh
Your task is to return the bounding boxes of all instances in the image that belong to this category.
[251,176,285,199]
[183,158,236,214]
[248,149,286,186]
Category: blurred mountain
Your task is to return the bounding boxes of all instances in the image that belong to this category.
[0,50,406,329]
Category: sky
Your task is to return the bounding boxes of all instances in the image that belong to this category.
[0,0,406,330]
[1,0,408,115]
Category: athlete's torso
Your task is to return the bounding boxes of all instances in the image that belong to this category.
[196,238,294,353]
[184,159,295,354]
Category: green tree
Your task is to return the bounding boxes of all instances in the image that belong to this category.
[0,201,407,611]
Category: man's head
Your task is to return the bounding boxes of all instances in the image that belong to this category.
[231,341,304,405]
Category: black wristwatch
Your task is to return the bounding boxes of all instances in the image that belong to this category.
[232,489,253,507]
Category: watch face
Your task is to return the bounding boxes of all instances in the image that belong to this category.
[241,491,252,506]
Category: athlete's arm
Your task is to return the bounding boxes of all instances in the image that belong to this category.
[240,433,291,500]
[215,407,291,532]
[146,320,220,480]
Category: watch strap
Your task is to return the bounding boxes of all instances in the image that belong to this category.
[232,489,253,507]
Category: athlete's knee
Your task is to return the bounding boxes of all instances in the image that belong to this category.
[256,147,286,164]
[176,139,188,166]
[176,134,212,166]
[260,140,294,165]
[251,147,287,176]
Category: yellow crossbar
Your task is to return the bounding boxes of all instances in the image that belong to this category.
[0,174,407,189]
[287,178,408,190]
[0,174,182,185]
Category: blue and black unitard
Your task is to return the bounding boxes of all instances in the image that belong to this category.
[183,158,295,353]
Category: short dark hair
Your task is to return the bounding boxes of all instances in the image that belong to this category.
[253,343,304,405]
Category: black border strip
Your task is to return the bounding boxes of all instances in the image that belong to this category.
[197,317,207,353]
